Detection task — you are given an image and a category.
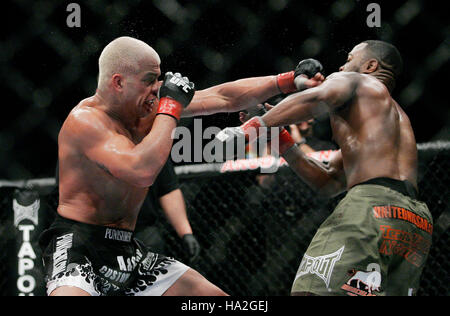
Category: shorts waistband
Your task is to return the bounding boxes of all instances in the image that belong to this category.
[53,214,134,243]
[353,177,418,200]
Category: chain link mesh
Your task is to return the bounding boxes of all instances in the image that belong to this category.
[165,147,450,295]
[0,145,448,296]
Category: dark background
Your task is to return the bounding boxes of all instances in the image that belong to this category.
[1,0,448,180]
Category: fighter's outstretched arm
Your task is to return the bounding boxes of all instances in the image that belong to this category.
[181,58,324,117]
[182,75,281,117]
[261,72,361,127]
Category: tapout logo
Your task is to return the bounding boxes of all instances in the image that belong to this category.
[13,189,41,296]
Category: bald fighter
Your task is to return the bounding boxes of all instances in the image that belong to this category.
[220,40,432,296]
[39,36,319,296]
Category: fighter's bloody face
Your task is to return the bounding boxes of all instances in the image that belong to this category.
[339,43,369,73]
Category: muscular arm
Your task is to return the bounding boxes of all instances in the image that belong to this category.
[181,76,281,117]
[64,108,178,188]
[283,146,346,197]
[260,72,361,196]
[262,72,361,127]
[159,189,193,238]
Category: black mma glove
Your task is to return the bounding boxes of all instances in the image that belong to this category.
[157,72,195,121]
[293,58,324,91]
[276,58,324,94]
[294,58,324,79]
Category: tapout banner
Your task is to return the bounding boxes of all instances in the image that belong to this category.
[0,186,55,296]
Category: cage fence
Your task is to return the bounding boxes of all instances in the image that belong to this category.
[0,142,448,296]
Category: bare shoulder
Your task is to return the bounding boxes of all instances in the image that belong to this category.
[359,74,390,98]
[326,72,384,92]
[325,71,360,81]
[59,98,111,145]
[339,74,393,112]
[321,71,364,95]
[324,71,366,86]
[316,72,365,110]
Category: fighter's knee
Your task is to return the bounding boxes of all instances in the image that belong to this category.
[196,285,228,296]
[165,268,228,296]
[50,286,91,296]
[184,269,228,296]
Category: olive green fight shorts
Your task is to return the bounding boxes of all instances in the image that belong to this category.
[291,178,432,296]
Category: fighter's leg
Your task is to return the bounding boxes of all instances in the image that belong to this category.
[50,286,91,296]
[163,268,228,296]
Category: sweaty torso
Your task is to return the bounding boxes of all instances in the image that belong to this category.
[57,98,148,230]
[329,74,418,190]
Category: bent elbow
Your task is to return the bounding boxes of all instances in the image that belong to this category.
[110,168,156,188]
[134,177,155,188]
[131,160,166,188]
[124,156,166,188]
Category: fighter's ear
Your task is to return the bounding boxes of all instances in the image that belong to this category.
[112,74,124,91]
[362,58,379,74]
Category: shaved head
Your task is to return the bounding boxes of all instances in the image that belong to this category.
[98,36,161,89]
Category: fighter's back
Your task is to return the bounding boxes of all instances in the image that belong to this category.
[329,73,418,189]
